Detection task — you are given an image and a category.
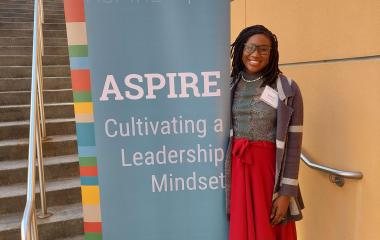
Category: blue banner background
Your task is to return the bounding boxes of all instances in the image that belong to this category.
[85,0,230,239]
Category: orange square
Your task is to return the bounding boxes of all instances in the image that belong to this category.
[71,70,91,91]
[64,0,86,22]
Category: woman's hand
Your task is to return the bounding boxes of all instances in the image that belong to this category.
[270,195,290,225]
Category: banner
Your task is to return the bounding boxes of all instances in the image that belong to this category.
[64,0,230,239]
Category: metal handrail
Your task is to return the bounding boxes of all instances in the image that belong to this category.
[301,152,363,187]
[21,0,50,239]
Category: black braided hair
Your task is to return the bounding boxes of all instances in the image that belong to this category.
[231,25,281,86]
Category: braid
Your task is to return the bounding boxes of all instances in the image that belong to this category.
[231,25,281,86]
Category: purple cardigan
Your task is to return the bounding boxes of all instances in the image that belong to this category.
[225,74,304,221]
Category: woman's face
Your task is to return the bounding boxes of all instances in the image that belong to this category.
[242,34,272,75]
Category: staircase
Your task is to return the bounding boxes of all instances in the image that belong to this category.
[0,0,83,239]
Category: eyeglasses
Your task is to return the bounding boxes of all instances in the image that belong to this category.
[244,43,271,55]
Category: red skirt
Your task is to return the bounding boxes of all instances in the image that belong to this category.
[229,138,297,240]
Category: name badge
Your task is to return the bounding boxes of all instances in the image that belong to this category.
[260,86,278,109]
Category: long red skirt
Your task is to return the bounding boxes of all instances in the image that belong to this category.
[229,138,297,240]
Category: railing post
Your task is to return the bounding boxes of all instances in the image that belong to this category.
[37,1,46,140]
[36,102,50,218]
[32,211,38,240]
[37,51,46,140]
[39,0,44,24]
[38,0,44,56]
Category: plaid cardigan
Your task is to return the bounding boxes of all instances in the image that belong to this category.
[225,74,304,221]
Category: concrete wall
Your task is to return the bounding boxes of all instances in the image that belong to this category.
[231,0,380,239]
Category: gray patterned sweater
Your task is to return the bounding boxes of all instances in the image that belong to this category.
[225,74,304,221]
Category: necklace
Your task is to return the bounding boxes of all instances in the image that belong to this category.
[241,74,264,83]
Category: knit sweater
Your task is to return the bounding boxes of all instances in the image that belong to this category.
[225,74,304,221]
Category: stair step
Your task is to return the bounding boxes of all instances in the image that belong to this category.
[43,23,66,31]
[0,22,33,29]
[0,134,78,161]
[5,0,64,2]
[0,55,69,66]
[0,37,67,46]
[0,10,64,17]
[0,16,65,23]
[0,202,83,240]
[1,0,64,5]
[0,154,79,185]
[0,76,72,91]
[0,46,68,55]
[56,235,84,240]
[0,8,64,15]
[0,65,70,78]
[0,29,67,38]
[0,102,74,122]
[0,176,81,215]
[6,0,64,3]
[0,22,66,30]
[0,12,65,20]
[0,88,73,105]
[0,118,76,141]
[0,3,64,11]
[0,88,60,104]
[0,55,32,66]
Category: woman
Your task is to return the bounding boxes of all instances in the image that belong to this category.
[225,25,304,240]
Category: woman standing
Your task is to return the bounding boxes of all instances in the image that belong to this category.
[226,25,304,240]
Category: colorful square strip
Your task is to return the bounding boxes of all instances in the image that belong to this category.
[64,0,102,239]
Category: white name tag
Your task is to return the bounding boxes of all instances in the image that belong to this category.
[260,86,278,109]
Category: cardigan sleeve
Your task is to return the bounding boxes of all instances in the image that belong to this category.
[224,132,232,216]
[279,81,304,197]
